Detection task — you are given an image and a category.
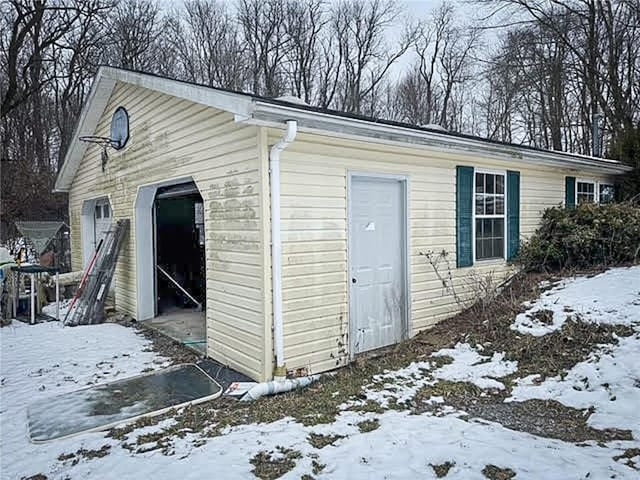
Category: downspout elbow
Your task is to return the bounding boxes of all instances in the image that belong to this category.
[269,120,297,380]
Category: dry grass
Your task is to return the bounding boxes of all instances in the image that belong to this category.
[482,464,516,480]
[104,269,635,456]
[57,445,112,466]
[249,447,302,480]
[356,418,380,433]
[613,448,640,470]
[307,433,345,449]
[430,461,455,477]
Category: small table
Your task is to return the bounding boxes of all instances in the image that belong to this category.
[10,265,61,324]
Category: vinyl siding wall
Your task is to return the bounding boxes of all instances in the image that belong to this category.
[68,83,270,381]
[269,129,616,376]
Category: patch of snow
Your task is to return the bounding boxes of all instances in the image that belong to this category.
[433,343,518,390]
[511,266,640,336]
[508,331,640,438]
[42,299,73,319]
[1,321,170,478]
[361,361,433,407]
[3,267,640,479]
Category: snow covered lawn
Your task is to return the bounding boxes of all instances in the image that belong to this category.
[2,266,640,479]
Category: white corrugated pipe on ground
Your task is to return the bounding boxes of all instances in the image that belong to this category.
[270,120,297,380]
[240,375,319,402]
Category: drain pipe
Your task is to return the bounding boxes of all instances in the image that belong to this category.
[270,120,297,380]
[240,375,319,402]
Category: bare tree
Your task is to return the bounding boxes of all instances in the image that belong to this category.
[167,0,246,89]
[391,2,480,130]
[102,0,165,71]
[283,0,325,104]
[329,0,414,115]
[238,0,290,96]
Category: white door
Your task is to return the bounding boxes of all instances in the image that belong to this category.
[93,200,112,250]
[350,176,406,354]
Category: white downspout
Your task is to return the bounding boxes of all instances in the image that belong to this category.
[270,120,297,380]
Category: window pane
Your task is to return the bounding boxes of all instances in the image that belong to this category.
[483,218,494,236]
[495,196,504,214]
[103,204,110,218]
[485,196,495,215]
[475,195,484,214]
[496,175,504,194]
[578,192,595,205]
[486,174,495,194]
[492,237,504,258]
[476,173,485,193]
[95,205,102,219]
[475,218,505,260]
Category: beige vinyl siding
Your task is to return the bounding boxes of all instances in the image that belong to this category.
[270,129,601,376]
[68,82,269,381]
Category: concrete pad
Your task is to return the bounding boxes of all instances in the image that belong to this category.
[144,310,206,354]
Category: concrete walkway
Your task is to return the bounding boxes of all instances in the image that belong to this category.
[144,309,206,354]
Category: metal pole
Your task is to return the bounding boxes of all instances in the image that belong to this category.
[55,270,60,321]
[156,265,202,310]
[30,273,35,325]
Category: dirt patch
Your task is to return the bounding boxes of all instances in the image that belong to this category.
[312,459,326,475]
[250,447,302,480]
[57,445,112,466]
[613,448,640,470]
[529,309,554,325]
[308,432,345,449]
[105,270,634,456]
[356,418,380,433]
[482,464,516,479]
[431,461,455,477]
[451,397,631,443]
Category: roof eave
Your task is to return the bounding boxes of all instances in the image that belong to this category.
[249,101,632,175]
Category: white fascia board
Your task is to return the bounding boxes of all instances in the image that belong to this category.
[54,70,116,192]
[249,102,631,175]
[100,68,254,117]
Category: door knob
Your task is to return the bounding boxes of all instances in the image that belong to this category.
[352,278,357,284]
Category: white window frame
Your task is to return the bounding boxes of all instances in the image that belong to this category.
[575,179,616,205]
[472,169,507,263]
[576,179,597,205]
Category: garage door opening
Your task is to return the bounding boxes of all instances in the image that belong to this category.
[138,180,206,355]
[155,182,205,314]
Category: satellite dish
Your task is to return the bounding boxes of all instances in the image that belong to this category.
[110,107,129,150]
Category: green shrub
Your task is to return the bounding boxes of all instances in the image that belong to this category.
[518,202,640,271]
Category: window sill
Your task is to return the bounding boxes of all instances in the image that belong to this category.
[473,258,507,267]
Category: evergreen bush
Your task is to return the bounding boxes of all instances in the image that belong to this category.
[518,202,640,271]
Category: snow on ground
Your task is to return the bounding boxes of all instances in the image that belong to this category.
[2,266,640,479]
[511,266,640,336]
[509,331,640,438]
[432,343,518,390]
[0,321,170,478]
[508,265,640,438]
[42,299,73,320]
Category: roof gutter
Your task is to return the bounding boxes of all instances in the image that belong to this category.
[247,102,631,175]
